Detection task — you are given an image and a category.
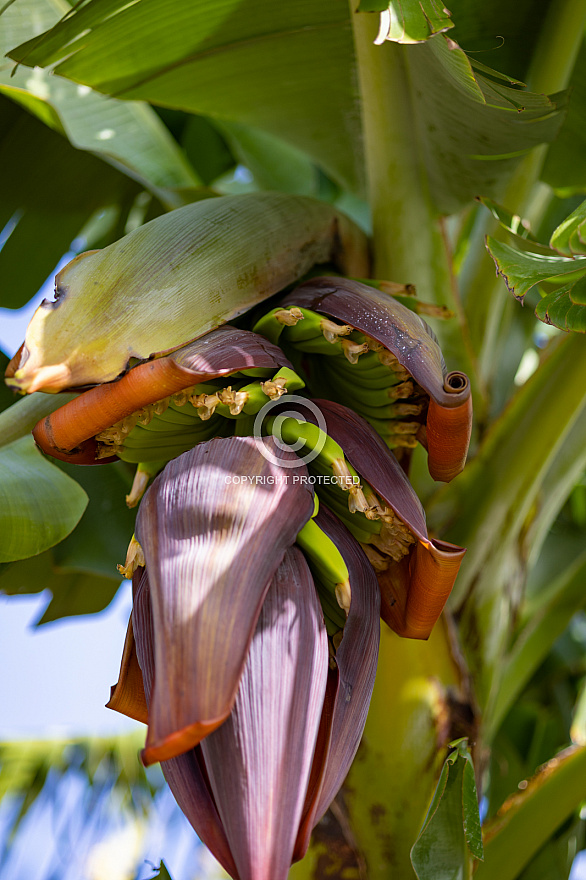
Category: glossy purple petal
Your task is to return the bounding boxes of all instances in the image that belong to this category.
[135,436,314,764]
[171,325,293,375]
[132,568,239,879]
[200,546,329,880]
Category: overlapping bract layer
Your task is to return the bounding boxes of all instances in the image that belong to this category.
[134,437,314,764]
[31,318,467,640]
[32,326,293,464]
[109,436,380,880]
[306,400,466,639]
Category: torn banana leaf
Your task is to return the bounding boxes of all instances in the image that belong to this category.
[410,738,483,880]
[6,193,368,393]
[486,198,586,332]
[360,0,454,44]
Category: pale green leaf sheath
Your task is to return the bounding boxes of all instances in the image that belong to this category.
[7,193,368,393]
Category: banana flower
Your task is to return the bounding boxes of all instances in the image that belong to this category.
[31,323,466,638]
[5,194,368,393]
[4,193,471,878]
[108,437,380,880]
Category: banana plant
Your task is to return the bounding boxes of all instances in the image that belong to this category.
[2,0,586,879]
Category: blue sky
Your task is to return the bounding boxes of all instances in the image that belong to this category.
[0,586,136,738]
[0,274,209,880]
[1,278,136,740]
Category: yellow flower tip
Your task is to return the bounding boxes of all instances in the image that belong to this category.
[125,470,151,509]
[341,338,369,364]
[320,318,353,344]
[260,376,287,400]
[274,307,303,326]
[334,579,351,615]
[7,362,73,394]
[117,536,145,579]
[379,280,417,297]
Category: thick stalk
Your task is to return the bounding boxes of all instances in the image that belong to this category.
[344,621,466,878]
[350,8,476,384]
[291,620,468,879]
[461,0,586,388]
[429,333,586,716]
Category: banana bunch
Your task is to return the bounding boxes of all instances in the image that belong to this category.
[95,366,304,505]
[255,306,426,453]
[263,413,417,575]
[251,276,472,481]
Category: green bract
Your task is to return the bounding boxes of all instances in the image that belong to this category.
[7,192,367,393]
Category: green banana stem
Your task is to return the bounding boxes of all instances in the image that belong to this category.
[349,7,475,382]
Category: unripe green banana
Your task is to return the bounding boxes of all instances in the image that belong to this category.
[323,613,345,639]
[314,486,382,541]
[296,515,350,622]
[144,405,201,427]
[320,363,421,411]
[259,366,306,398]
[215,367,306,418]
[235,367,276,379]
[118,426,229,463]
[121,426,211,450]
[315,583,347,631]
[282,335,344,357]
[133,410,199,433]
[110,411,227,463]
[118,440,206,464]
[334,349,383,372]
[252,307,305,345]
[265,415,370,515]
[234,415,256,437]
[253,305,353,349]
[321,357,407,391]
